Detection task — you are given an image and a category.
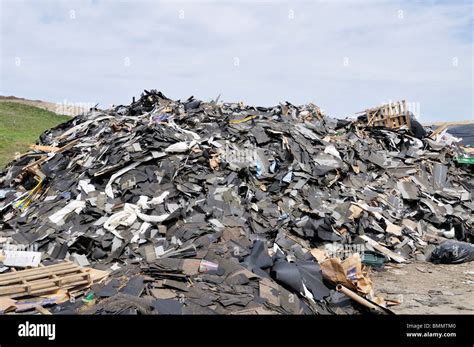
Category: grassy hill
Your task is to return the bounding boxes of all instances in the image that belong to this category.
[0,102,70,167]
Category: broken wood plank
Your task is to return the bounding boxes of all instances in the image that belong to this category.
[29,145,60,153]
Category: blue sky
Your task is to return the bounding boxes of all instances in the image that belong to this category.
[0,0,472,121]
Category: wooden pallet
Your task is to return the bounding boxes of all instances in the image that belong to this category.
[365,100,411,130]
[0,261,94,299]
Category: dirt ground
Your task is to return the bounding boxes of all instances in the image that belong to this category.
[371,260,474,314]
[0,96,86,116]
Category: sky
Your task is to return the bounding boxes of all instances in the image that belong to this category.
[0,0,472,122]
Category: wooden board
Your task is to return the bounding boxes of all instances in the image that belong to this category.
[365,100,410,130]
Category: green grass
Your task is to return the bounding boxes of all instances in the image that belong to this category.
[0,102,70,167]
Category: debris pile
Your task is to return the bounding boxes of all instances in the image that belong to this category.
[0,90,472,314]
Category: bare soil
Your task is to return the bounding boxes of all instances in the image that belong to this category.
[372,260,474,314]
[0,96,87,116]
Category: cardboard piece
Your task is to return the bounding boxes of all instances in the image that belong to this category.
[320,253,373,295]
